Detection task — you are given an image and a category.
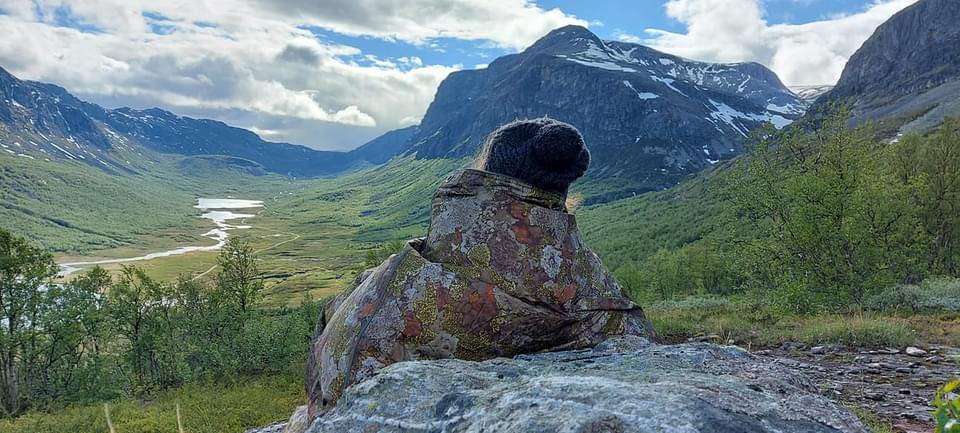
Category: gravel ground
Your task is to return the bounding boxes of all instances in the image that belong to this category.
[755,343,960,433]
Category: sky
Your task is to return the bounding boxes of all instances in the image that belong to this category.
[0,0,918,151]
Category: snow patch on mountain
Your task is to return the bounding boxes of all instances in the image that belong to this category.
[651,76,688,97]
[707,99,792,136]
[623,81,659,100]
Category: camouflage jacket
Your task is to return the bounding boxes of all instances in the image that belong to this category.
[307,169,657,414]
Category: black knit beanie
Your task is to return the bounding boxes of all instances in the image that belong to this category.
[476,118,590,195]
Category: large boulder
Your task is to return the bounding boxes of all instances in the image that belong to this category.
[299,338,868,433]
[307,168,657,414]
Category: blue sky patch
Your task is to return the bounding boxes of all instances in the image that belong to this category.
[294,1,888,71]
[43,3,103,33]
[143,11,177,35]
[301,26,512,69]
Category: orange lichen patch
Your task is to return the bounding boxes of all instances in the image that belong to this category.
[467,290,481,305]
[402,313,422,338]
[453,228,463,248]
[436,284,450,310]
[510,201,527,219]
[458,280,499,334]
[555,283,577,303]
[511,223,543,245]
[359,302,377,319]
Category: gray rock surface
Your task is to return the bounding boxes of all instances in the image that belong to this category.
[300,338,868,433]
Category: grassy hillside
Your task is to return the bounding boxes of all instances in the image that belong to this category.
[0,148,299,255]
[577,164,733,271]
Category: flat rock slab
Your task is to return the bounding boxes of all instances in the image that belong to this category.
[304,339,868,433]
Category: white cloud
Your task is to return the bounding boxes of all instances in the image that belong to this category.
[249,0,587,50]
[643,0,919,86]
[0,0,481,149]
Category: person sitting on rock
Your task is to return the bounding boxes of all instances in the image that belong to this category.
[306,118,657,417]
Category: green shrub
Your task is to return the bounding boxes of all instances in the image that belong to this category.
[934,379,960,433]
[0,228,320,418]
[866,285,926,313]
[648,296,734,313]
[363,239,407,269]
[793,316,916,348]
[866,278,960,313]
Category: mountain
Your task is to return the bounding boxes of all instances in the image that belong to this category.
[789,85,834,105]
[0,66,408,178]
[344,125,418,166]
[814,0,960,133]
[388,25,802,194]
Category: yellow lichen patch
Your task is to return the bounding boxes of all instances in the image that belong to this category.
[331,319,357,359]
[453,329,493,361]
[330,373,346,401]
[436,304,492,361]
[601,312,625,336]
[467,244,491,267]
[388,251,427,295]
[490,313,508,334]
[413,282,439,326]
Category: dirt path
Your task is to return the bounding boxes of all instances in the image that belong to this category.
[754,344,959,433]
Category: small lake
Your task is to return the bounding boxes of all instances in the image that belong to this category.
[58,198,264,277]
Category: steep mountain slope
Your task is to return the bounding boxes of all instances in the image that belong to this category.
[399,25,801,194]
[815,0,960,133]
[0,66,405,178]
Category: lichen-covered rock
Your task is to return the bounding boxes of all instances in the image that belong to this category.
[303,338,869,433]
[306,169,656,415]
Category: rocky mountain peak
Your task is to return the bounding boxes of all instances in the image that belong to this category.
[525,25,606,56]
[832,0,960,100]
[401,25,802,199]
[816,0,960,131]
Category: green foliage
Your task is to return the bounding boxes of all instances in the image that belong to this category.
[647,295,918,348]
[585,114,960,317]
[0,228,68,415]
[615,243,741,303]
[793,316,916,348]
[845,405,897,433]
[935,379,960,433]
[865,278,960,314]
[894,118,960,275]
[0,369,303,433]
[216,238,265,314]
[363,239,407,269]
[0,228,319,419]
[723,113,926,311]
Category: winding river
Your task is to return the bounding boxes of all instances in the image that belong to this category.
[58,198,263,277]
